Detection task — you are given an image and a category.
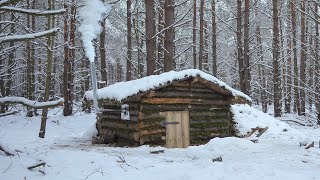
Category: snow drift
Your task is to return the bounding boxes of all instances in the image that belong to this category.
[231,104,305,140]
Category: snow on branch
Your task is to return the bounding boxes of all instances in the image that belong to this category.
[0,28,59,43]
[0,96,64,109]
[0,6,66,16]
[0,0,22,7]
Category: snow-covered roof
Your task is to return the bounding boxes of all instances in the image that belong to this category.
[84,69,252,102]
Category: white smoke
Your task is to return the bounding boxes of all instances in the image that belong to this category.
[78,0,111,62]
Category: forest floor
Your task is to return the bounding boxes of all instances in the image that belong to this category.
[0,106,320,180]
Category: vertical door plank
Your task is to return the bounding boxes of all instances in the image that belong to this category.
[165,112,173,148]
[174,111,183,148]
[181,111,190,148]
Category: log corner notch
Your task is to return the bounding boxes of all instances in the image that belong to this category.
[0,97,64,109]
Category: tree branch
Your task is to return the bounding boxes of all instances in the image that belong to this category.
[0,96,64,109]
[0,28,59,43]
[0,6,66,16]
[0,111,18,117]
[27,162,46,170]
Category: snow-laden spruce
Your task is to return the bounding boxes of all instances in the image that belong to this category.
[84,69,252,102]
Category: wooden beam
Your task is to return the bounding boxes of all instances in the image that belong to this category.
[143,97,192,104]
[143,90,223,99]
[142,97,236,105]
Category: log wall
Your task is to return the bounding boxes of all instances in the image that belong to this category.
[96,100,140,146]
[139,81,233,145]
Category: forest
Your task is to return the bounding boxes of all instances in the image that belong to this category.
[1,1,320,179]
[0,0,319,121]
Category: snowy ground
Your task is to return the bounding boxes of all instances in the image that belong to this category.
[1,106,320,180]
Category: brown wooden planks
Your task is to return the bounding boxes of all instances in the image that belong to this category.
[160,111,189,148]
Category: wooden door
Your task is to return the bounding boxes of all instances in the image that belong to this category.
[160,111,189,148]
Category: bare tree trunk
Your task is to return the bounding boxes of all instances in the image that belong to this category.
[211,0,217,76]
[63,0,70,116]
[68,0,76,113]
[31,0,36,115]
[290,1,301,115]
[0,78,5,113]
[279,5,285,114]
[6,12,15,106]
[0,13,5,113]
[272,0,281,117]
[255,1,266,111]
[193,0,197,69]
[39,0,55,138]
[203,20,209,71]
[164,0,174,72]
[305,2,312,111]
[315,1,320,118]
[100,18,107,82]
[198,0,204,70]
[117,63,122,82]
[300,0,307,115]
[145,0,156,75]
[237,0,244,92]
[126,0,132,80]
[285,0,292,113]
[26,0,34,117]
[308,35,313,111]
[157,0,164,74]
[243,0,250,96]
[133,12,143,78]
[63,0,76,116]
[255,17,267,112]
[81,56,90,98]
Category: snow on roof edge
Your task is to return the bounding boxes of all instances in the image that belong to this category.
[84,69,252,102]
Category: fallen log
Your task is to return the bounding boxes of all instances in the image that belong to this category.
[0,97,63,109]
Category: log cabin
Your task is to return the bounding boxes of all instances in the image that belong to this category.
[84,69,251,148]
